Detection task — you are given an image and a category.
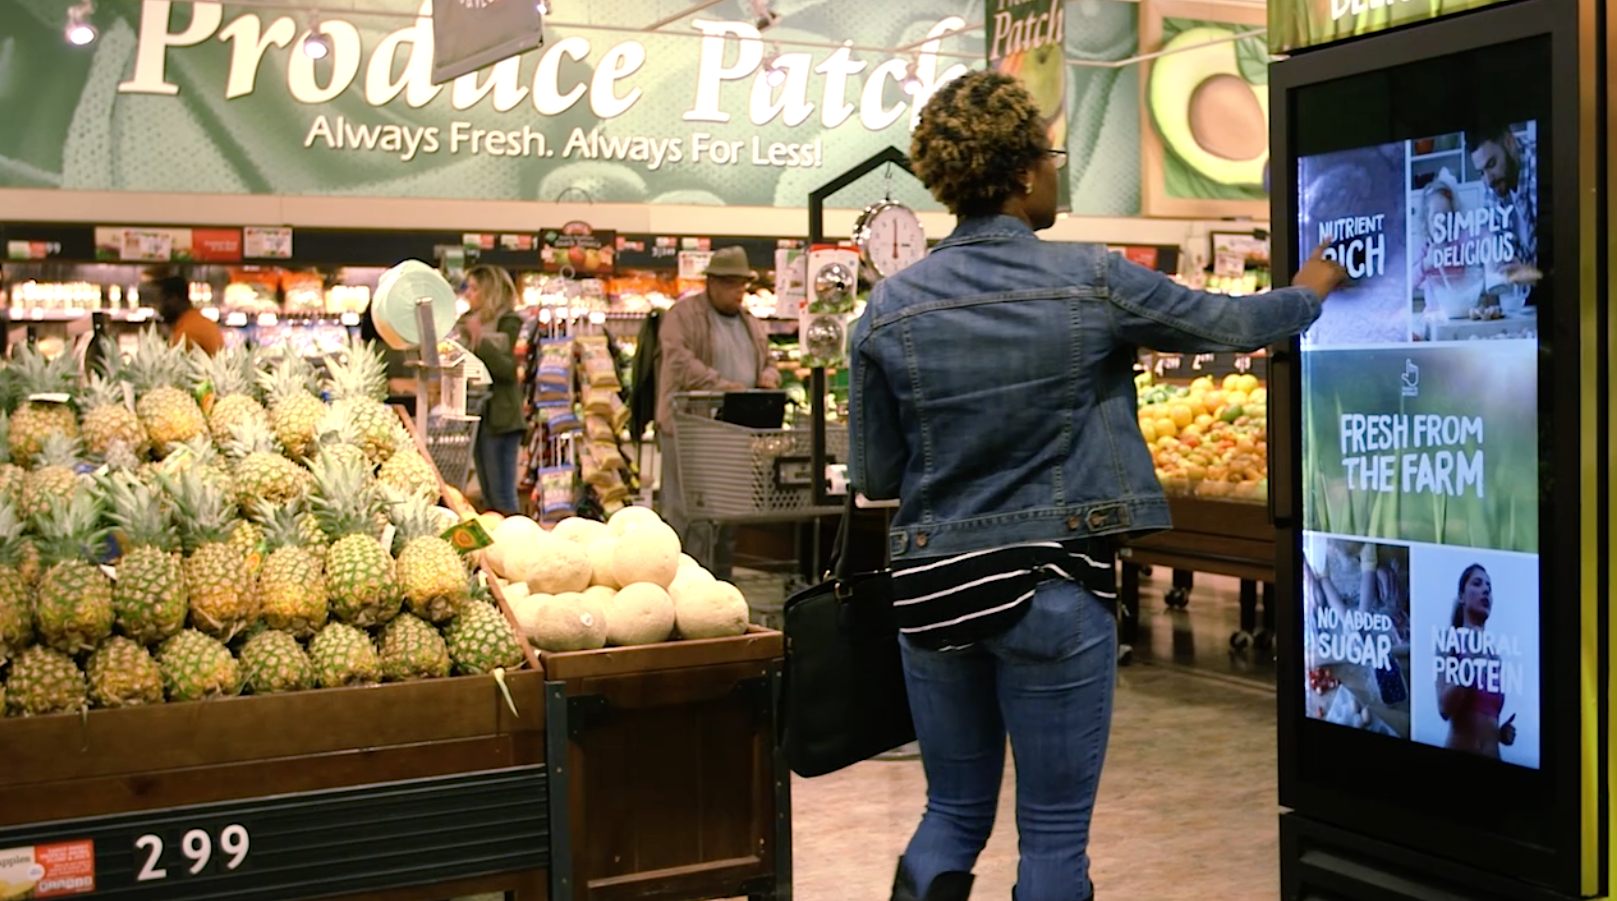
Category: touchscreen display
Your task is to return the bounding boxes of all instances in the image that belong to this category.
[1297,121,1542,770]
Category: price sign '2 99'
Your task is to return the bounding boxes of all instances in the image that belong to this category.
[135,825,250,881]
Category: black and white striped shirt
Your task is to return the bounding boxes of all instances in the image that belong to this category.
[891,539,1119,651]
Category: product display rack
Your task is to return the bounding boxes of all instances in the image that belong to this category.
[1120,347,1276,656]
[0,385,793,901]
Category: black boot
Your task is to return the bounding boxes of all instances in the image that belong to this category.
[891,858,976,901]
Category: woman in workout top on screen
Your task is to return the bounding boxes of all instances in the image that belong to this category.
[1437,564,1517,757]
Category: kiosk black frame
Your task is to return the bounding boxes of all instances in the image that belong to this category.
[1267,0,1605,896]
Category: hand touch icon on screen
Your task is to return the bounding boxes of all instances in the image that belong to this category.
[1402,359,1420,392]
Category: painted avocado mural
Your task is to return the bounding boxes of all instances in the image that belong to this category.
[1139,2,1271,218]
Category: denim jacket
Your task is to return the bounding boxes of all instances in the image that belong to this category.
[848,215,1322,562]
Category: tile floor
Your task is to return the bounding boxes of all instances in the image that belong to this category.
[791,571,1283,901]
[468,572,1285,901]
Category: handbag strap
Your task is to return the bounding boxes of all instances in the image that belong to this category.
[826,489,858,580]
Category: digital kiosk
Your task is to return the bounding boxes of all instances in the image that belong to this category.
[1268,0,1609,897]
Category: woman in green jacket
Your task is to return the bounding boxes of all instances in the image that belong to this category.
[460,265,526,515]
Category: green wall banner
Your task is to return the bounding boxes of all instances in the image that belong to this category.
[987,0,1072,211]
[0,0,1268,218]
[1268,0,1513,54]
[430,0,543,84]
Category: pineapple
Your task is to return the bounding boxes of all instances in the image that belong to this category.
[163,469,259,642]
[309,453,400,627]
[223,418,310,508]
[324,336,399,465]
[194,344,268,445]
[80,370,147,460]
[239,628,314,694]
[20,433,84,521]
[86,636,165,708]
[5,645,87,715]
[310,404,374,479]
[100,471,188,644]
[32,487,115,655]
[444,600,525,675]
[0,412,26,502]
[260,354,326,460]
[0,499,32,663]
[378,612,451,681]
[390,492,469,624]
[252,501,328,638]
[378,446,439,503]
[308,622,381,687]
[231,519,264,560]
[7,345,80,466]
[157,628,242,701]
[298,510,329,562]
[125,328,207,453]
[151,434,234,499]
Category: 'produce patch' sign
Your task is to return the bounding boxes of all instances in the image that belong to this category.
[987,0,1072,211]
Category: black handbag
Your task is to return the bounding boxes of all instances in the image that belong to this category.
[781,492,915,778]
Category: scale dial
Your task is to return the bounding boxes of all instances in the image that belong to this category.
[854,201,927,280]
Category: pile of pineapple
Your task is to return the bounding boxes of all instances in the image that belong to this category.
[0,329,525,718]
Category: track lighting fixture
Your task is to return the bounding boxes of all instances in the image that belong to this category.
[900,59,924,96]
[764,45,786,88]
[301,11,331,60]
[65,1,97,46]
[749,0,780,31]
[536,0,550,14]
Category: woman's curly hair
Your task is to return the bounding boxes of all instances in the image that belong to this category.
[910,70,1048,218]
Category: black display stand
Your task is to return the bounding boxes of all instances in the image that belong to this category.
[1269,1,1603,898]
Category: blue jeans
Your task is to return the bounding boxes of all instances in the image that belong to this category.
[899,579,1117,901]
[474,428,522,515]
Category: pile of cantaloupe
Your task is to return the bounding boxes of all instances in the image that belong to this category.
[474,507,752,652]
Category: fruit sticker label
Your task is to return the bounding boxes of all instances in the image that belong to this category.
[0,840,96,899]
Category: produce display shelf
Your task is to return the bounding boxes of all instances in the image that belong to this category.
[0,672,551,901]
[1118,496,1276,653]
[541,626,790,901]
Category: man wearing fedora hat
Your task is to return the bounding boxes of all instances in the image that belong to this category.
[655,245,781,579]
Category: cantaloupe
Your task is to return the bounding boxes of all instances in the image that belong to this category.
[486,516,547,578]
[587,535,621,589]
[608,505,663,536]
[673,580,750,639]
[612,521,680,589]
[507,540,592,595]
[553,516,611,545]
[606,583,676,646]
[528,593,608,652]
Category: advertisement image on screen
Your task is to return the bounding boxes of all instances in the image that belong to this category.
[1408,544,1541,769]
[1407,123,1539,343]
[1302,535,1412,739]
[1296,120,1542,770]
[1298,142,1410,346]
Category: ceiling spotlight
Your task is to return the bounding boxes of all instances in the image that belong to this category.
[536,0,550,13]
[763,46,786,88]
[900,59,924,96]
[65,1,97,46]
[749,0,780,31]
[301,12,331,60]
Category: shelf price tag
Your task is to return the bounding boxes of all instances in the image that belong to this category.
[0,767,547,901]
[1191,353,1215,371]
[1153,354,1183,376]
[1234,354,1253,373]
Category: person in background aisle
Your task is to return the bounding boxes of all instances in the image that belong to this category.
[655,246,781,580]
[156,276,223,356]
[459,265,525,516]
[848,70,1347,901]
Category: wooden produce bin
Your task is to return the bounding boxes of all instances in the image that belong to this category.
[1118,496,1277,651]
[0,672,552,901]
[541,627,790,901]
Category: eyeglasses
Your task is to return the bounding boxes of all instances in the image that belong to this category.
[1046,149,1067,158]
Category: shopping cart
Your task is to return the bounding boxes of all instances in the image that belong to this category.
[425,383,489,492]
[670,392,847,523]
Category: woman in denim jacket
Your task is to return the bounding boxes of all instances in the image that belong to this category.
[848,71,1347,901]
